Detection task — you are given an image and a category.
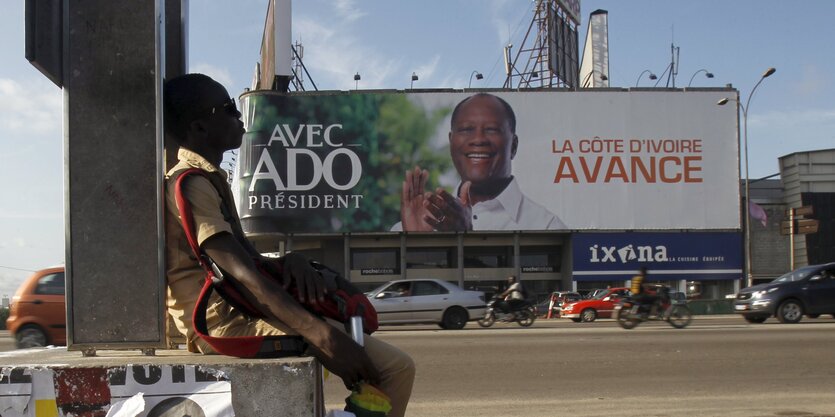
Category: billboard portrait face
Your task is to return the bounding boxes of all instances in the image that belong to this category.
[448,94,518,195]
[234,89,740,234]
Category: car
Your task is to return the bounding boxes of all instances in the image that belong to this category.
[560,287,632,322]
[544,291,582,317]
[6,266,67,348]
[584,288,608,299]
[366,279,487,329]
[733,262,835,324]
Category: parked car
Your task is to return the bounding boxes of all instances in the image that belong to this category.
[561,287,632,322]
[6,266,66,348]
[366,279,487,329]
[733,262,835,324]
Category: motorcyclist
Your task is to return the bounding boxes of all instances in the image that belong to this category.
[629,267,661,317]
[497,275,525,320]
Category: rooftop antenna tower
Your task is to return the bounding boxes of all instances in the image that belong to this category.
[504,0,581,89]
[255,0,317,92]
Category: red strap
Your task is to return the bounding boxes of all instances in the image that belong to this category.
[174,169,305,358]
[174,169,215,278]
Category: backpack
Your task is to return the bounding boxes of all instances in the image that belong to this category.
[174,168,378,358]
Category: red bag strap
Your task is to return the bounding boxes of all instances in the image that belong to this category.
[173,168,306,358]
[174,168,215,278]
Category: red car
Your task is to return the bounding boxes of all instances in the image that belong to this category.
[561,287,632,322]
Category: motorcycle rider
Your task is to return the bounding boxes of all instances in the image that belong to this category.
[630,267,661,317]
[497,275,526,320]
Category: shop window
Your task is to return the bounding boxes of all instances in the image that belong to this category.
[406,247,457,269]
[463,246,512,268]
[519,246,561,273]
[351,248,400,275]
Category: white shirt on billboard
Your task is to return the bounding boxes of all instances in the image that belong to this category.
[390,177,567,231]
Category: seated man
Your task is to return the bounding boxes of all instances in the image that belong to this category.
[163,74,414,416]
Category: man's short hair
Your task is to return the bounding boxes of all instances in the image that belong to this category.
[450,93,517,133]
[163,73,220,144]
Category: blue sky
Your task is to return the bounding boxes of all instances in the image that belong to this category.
[2,0,834,296]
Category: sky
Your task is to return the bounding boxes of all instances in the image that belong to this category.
[2,0,834,297]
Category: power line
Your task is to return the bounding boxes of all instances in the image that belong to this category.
[0,265,36,273]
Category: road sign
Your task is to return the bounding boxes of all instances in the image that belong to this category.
[786,206,814,217]
[780,219,819,235]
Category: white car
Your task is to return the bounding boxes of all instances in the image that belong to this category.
[367,279,487,329]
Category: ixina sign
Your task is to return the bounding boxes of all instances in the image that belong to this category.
[234,89,740,233]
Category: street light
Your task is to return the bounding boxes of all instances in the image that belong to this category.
[353,72,361,90]
[635,70,658,87]
[581,71,608,88]
[687,69,715,87]
[717,67,776,288]
[410,72,419,89]
[468,71,483,88]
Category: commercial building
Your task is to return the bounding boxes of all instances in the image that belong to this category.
[232,87,753,300]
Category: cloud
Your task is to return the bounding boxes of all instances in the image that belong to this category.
[190,63,236,89]
[295,16,402,90]
[0,77,62,136]
[414,55,441,83]
[749,107,835,130]
[334,0,366,22]
[793,64,830,97]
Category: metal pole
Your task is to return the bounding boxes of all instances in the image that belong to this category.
[742,103,751,288]
[742,68,775,287]
[789,209,795,269]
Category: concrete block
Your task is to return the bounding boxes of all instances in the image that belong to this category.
[0,348,322,417]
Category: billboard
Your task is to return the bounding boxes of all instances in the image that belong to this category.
[572,232,743,281]
[234,89,739,234]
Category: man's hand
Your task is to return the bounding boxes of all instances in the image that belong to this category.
[400,166,435,231]
[425,181,473,231]
[307,326,381,390]
[280,252,327,305]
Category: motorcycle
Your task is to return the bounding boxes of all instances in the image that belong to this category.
[477,296,536,327]
[613,287,692,329]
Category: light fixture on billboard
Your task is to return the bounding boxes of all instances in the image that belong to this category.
[468,71,483,88]
[354,72,361,90]
[410,72,419,89]
[581,71,607,88]
[635,70,657,87]
[688,69,715,87]
[717,67,776,288]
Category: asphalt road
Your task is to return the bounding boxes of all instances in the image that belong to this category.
[4,317,835,416]
[324,316,835,417]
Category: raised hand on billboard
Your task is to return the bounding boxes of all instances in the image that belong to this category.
[400,166,435,231]
[425,181,473,232]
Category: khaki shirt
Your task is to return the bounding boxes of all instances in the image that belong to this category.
[165,148,289,353]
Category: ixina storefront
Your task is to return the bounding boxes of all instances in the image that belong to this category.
[232,88,743,300]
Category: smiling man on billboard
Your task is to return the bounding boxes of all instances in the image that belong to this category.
[393,93,567,232]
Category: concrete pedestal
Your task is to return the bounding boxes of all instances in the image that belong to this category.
[0,348,322,417]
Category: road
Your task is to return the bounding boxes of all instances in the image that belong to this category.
[324,316,835,417]
[4,318,835,416]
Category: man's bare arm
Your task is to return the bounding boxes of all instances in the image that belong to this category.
[202,232,380,388]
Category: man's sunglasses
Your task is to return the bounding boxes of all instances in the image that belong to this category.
[210,97,239,117]
[194,97,239,118]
